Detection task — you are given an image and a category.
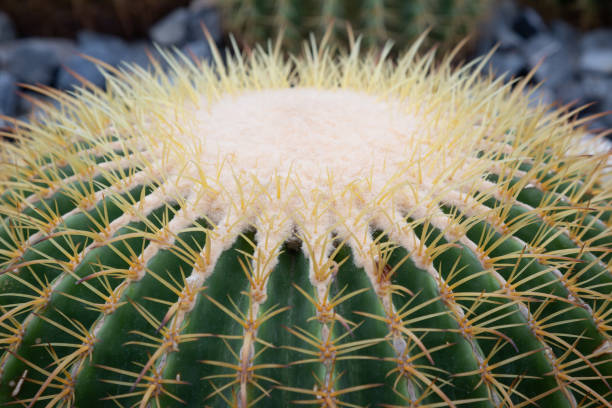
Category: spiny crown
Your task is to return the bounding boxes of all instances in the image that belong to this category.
[0,34,611,407]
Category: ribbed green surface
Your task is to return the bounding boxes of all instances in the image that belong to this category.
[1,180,610,406]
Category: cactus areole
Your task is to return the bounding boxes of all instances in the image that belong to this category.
[0,38,611,407]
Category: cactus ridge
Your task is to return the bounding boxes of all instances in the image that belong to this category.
[0,37,611,407]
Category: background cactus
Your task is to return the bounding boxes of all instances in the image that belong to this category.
[214,0,491,53]
[0,35,611,407]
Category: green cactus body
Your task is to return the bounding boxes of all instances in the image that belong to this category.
[0,38,611,407]
[216,0,491,52]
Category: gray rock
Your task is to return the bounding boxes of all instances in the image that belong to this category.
[590,119,612,132]
[498,26,524,50]
[186,6,222,44]
[555,79,584,106]
[182,41,213,64]
[580,50,612,74]
[579,29,612,74]
[475,1,523,54]
[0,38,76,85]
[17,90,39,116]
[0,71,17,117]
[523,33,573,88]
[77,30,123,48]
[580,29,612,51]
[149,8,190,46]
[122,42,157,71]
[16,92,60,123]
[527,86,554,109]
[119,42,173,73]
[487,50,526,80]
[0,11,16,43]
[550,20,580,56]
[599,99,612,129]
[77,31,132,65]
[471,2,610,133]
[581,74,612,101]
[512,7,547,39]
[550,20,577,45]
[483,24,524,53]
[582,96,612,131]
[56,57,104,90]
[57,31,131,90]
[556,73,612,129]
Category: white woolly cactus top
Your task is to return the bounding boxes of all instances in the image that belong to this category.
[16,38,606,275]
[0,35,611,407]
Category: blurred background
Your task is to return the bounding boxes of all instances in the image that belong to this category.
[0,0,610,131]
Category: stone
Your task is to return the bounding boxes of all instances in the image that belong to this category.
[550,20,577,46]
[0,11,16,43]
[186,5,222,44]
[77,31,132,66]
[149,8,190,46]
[512,7,547,39]
[555,80,582,109]
[523,33,573,89]
[0,38,76,86]
[57,31,130,90]
[182,41,213,64]
[556,73,612,130]
[527,86,554,109]
[122,42,157,71]
[471,3,611,133]
[580,29,612,51]
[579,29,612,74]
[487,50,526,80]
[0,71,17,117]
[550,20,580,57]
[16,93,60,123]
[580,50,612,74]
[475,0,522,54]
[581,73,612,101]
[17,91,40,117]
[480,23,523,53]
[77,30,125,48]
[123,42,181,74]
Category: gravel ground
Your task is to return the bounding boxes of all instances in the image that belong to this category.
[477,0,612,133]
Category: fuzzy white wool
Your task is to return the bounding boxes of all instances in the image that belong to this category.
[188,88,424,191]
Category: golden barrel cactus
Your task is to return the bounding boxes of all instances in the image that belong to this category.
[0,35,610,407]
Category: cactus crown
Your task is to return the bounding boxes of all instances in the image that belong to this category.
[0,36,611,407]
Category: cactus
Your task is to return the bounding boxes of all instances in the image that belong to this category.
[0,35,611,408]
[215,0,491,53]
